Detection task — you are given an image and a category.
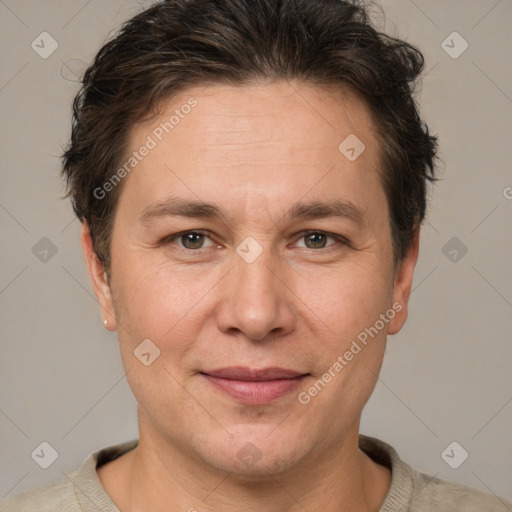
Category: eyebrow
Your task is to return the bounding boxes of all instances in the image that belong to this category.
[139,195,365,227]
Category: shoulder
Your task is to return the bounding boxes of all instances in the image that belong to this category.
[0,473,79,512]
[0,439,138,512]
[358,434,511,512]
[410,471,511,511]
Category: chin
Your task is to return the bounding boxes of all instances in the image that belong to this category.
[200,429,307,478]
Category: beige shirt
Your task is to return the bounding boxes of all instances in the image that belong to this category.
[1,434,510,511]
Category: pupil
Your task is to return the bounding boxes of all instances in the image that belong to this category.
[183,233,203,249]
[307,233,325,248]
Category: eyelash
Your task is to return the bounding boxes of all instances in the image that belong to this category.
[161,230,350,253]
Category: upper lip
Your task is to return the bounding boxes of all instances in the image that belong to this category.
[202,366,308,381]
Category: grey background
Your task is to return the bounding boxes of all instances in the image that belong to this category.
[1,0,511,503]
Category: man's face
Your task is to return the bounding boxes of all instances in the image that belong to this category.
[87,81,416,474]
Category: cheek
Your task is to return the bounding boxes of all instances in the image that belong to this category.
[112,258,220,352]
[111,264,204,418]
[292,260,394,351]
[293,266,392,435]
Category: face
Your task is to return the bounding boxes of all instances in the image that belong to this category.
[84,81,418,476]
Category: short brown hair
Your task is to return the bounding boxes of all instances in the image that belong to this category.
[61,0,438,276]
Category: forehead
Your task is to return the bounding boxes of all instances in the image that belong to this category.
[130,80,379,162]
[117,81,385,227]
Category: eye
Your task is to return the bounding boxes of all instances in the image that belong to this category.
[294,231,347,250]
[161,229,348,252]
[164,230,216,250]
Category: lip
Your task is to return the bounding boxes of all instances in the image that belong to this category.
[203,366,306,380]
[201,366,309,405]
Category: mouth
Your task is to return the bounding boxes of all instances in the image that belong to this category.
[200,366,310,405]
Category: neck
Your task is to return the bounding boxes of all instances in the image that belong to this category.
[99,415,391,512]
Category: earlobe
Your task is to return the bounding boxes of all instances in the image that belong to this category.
[80,223,117,330]
[388,227,420,335]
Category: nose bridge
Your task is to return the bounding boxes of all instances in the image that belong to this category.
[216,237,295,341]
[235,239,278,299]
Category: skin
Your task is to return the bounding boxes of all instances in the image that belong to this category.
[82,80,420,512]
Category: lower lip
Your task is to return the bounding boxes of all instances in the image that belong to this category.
[203,374,308,405]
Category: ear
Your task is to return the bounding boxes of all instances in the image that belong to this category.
[387,227,420,335]
[81,223,117,330]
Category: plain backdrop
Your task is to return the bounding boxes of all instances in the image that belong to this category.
[1,0,511,503]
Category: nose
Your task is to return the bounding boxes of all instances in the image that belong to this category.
[216,243,296,341]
